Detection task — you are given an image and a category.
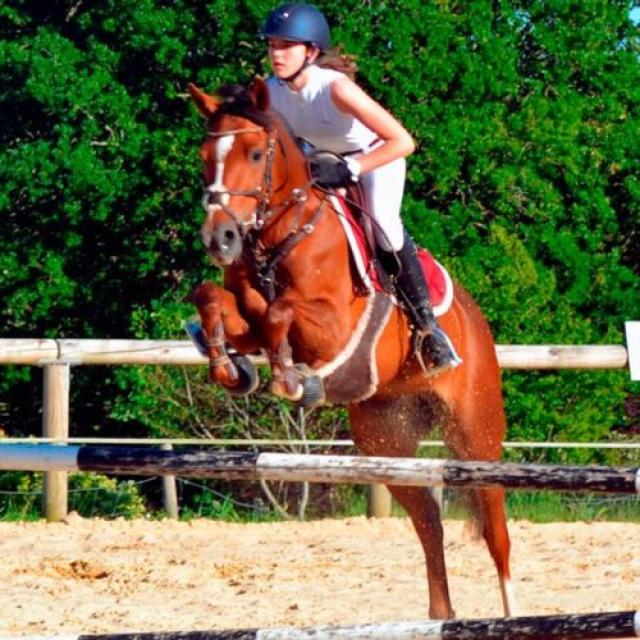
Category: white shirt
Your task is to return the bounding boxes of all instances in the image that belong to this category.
[267,65,379,155]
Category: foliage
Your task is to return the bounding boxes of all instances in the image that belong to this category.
[178,487,283,522]
[68,472,147,518]
[503,491,640,523]
[0,470,146,519]
[0,0,638,483]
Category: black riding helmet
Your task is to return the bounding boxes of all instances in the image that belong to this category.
[262,3,331,50]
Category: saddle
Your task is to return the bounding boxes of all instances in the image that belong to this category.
[330,185,454,317]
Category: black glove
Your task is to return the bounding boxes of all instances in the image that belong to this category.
[308,152,358,188]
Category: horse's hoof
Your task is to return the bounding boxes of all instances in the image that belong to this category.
[297,374,325,408]
[269,377,304,401]
[222,353,259,396]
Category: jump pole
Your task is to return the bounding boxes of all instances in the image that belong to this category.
[0,610,637,639]
[1,445,638,493]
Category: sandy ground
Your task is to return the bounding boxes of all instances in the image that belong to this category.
[0,516,638,635]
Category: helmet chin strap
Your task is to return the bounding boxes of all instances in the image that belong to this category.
[280,53,314,84]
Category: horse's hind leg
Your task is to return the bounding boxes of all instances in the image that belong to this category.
[349,397,455,620]
[439,374,516,616]
[388,485,454,620]
[473,486,515,616]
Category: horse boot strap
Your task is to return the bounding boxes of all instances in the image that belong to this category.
[269,340,304,401]
[207,320,239,380]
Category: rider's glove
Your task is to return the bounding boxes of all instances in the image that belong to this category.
[309,152,361,188]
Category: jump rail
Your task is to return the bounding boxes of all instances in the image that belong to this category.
[1,610,637,639]
[1,445,638,494]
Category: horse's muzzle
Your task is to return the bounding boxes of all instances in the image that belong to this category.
[202,218,243,266]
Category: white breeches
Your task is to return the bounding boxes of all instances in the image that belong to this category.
[359,157,406,252]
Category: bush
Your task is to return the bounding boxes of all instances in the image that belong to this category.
[0,471,146,520]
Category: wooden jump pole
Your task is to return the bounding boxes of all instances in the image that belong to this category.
[1,445,638,494]
[0,610,637,639]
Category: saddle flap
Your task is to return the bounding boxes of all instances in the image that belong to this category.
[329,195,454,316]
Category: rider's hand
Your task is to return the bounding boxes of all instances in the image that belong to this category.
[309,153,361,188]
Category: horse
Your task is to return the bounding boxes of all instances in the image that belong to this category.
[187,77,514,620]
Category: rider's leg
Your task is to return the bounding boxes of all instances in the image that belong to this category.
[359,156,406,253]
[395,230,462,372]
[361,160,461,373]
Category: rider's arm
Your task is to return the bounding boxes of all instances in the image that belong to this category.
[330,75,415,175]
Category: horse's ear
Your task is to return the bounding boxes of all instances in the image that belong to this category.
[188,83,219,118]
[249,77,270,111]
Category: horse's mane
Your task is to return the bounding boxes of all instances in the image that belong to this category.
[208,83,302,151]
[208,84,275,131]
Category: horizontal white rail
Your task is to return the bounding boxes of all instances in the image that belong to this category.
[2,437,639,450]
[0,339,630,369]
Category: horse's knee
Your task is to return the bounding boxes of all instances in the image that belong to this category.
[266,300,294,326]
[190,281,222,306]
[221,306,250,336]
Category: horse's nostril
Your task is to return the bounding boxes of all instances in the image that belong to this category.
[224,230,236,242]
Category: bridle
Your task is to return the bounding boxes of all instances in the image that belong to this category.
[202,118,326,303]
[203,125,280,235]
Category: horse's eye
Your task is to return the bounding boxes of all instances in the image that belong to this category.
[249,148,263,164]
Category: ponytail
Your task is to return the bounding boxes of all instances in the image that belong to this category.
[316,44,358,80]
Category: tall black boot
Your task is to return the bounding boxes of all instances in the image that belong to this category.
[395,231,462,374]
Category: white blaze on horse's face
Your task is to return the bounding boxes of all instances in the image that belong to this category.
[202,133,235,215]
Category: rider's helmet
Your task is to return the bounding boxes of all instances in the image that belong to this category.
[262,3,331,50]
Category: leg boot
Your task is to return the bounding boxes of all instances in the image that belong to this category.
[395,231,462,374]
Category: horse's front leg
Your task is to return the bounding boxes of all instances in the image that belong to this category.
[263,298,301,400]
[263,296,326,406]
[191,281,261,392]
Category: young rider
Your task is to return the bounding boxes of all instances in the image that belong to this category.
[263,2,461,373]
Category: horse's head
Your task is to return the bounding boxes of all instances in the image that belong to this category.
[189,78,298,266]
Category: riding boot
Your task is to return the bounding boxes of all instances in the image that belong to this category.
[395,231,462,374]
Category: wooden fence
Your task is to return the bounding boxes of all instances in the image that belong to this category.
[0,339,633,521]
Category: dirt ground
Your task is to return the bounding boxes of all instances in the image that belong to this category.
[1,515,638,635]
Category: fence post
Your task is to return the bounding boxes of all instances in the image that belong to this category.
[42,363,70,522]
[161,443,179,519]
[367,484,392,517]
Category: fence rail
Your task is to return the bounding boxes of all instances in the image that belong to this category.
[0,338,630,368]
[3,437,640,450]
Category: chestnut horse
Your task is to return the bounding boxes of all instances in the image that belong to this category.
[187,78,514,619]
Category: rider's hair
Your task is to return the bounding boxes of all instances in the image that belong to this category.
[316,44,357,80]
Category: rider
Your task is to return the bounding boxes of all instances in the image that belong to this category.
[262,2,461,373]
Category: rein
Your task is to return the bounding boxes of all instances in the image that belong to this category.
[247,191,326,302]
